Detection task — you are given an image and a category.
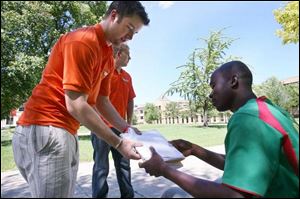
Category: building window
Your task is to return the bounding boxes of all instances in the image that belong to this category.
[221,114,224,121]
[6,116,13,125]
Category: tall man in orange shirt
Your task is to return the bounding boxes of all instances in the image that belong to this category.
[91,43,136,198]
[12,2,150,198]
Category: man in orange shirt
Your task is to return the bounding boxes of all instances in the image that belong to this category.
[12,2,149,198]
[91,43,136,198]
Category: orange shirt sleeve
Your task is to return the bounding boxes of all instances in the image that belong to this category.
[62,41,96,93]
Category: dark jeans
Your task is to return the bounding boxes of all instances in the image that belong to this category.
[91,128,134,198]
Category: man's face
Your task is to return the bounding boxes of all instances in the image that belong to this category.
[108,10,144,46]
[209,71,233,112]
[118,48,130,67]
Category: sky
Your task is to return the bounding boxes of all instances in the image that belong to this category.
[124,1,299,105]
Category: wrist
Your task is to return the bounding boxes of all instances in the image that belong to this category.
[160,162,169,177]
[115,138,123,149]
[122,125,130,133]
[190,144,197,156]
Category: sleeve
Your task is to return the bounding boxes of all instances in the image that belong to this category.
[63,41,96,93]
[222,113,282,196]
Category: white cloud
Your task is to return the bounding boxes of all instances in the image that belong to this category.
[158,1,174,9]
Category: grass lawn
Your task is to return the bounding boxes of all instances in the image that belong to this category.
[77,124,228,163]
[1,124,227,172]
[3,119,299,172]
[3,119,300,172]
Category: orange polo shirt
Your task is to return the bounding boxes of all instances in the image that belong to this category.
[102,69,135,128]
[18,24,114,135]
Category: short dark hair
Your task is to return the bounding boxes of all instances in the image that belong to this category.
[219,60,253,87]
[105,1,150,25]
[113,43,129,58]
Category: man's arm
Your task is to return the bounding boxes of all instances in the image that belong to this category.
[126,99,134,124]
[65,90,141,159]
[96,95,129,132]
[191,145,225,170]
[171,139,225,170]
[139,147,244,198]
[162,165,244,198]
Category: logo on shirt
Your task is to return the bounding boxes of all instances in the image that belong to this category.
[122,77,129,83]
[103,71,109,77]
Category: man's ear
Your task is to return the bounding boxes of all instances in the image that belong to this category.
[117,51,122,58]
[110,9,117,21]
[231,75,238,89]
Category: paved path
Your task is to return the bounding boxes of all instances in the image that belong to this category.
[1,145,225,198]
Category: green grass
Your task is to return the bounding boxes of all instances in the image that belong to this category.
[1,144,15,171]
[1,127,14,142]
[2,118,298,172]
[134,124,227,146]
[1,124,227,172]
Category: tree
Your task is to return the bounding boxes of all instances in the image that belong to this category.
[144,103,160,124]
[131,113,138,125]
[164,102,180,124]
[254,77,299,117]
[1,1,107,119]
[164,102,179,118]
[254,77,289,109]
[284,83,299,117]
[273,1,299,44]
[165,28,237,127]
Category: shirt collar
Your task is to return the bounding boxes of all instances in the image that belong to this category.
[94,23,111,48]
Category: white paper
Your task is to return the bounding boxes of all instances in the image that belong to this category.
[121,128,185,162]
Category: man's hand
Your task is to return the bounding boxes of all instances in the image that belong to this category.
[170,139,195,157]
[138,147,167,177]
[125,126,142,135]
[117,138,143,160]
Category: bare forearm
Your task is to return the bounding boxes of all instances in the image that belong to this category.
[96,96,128,132]
[162,165,243,198]
[192,145,225,170]
[66,95,120,148]
[127,99,134,124]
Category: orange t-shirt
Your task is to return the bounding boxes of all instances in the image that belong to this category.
[18,24,114,134]
[102,69,136,128]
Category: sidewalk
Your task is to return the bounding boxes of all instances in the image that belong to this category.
[1,145,225,198]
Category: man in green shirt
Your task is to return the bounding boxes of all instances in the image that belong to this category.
[139,61,299,197]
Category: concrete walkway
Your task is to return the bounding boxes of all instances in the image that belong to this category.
[1,145,225,198]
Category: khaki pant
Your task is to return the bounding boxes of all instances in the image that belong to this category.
[12,125,79,198]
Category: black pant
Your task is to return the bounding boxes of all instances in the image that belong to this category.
[91,128,134,198]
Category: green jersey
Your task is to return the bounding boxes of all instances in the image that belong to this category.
[222,98,299,197]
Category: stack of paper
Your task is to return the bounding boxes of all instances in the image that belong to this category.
[121,128,185,163]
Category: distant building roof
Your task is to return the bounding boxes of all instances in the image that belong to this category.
[156,94,170,102]
[281,76,299,85]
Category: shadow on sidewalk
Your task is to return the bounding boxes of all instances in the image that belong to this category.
[1,145,225,198]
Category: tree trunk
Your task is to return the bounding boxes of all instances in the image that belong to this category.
[203,106,209,127]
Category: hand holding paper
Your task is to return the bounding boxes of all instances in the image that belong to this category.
[138,146,167,177]
[120,128,185,162]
